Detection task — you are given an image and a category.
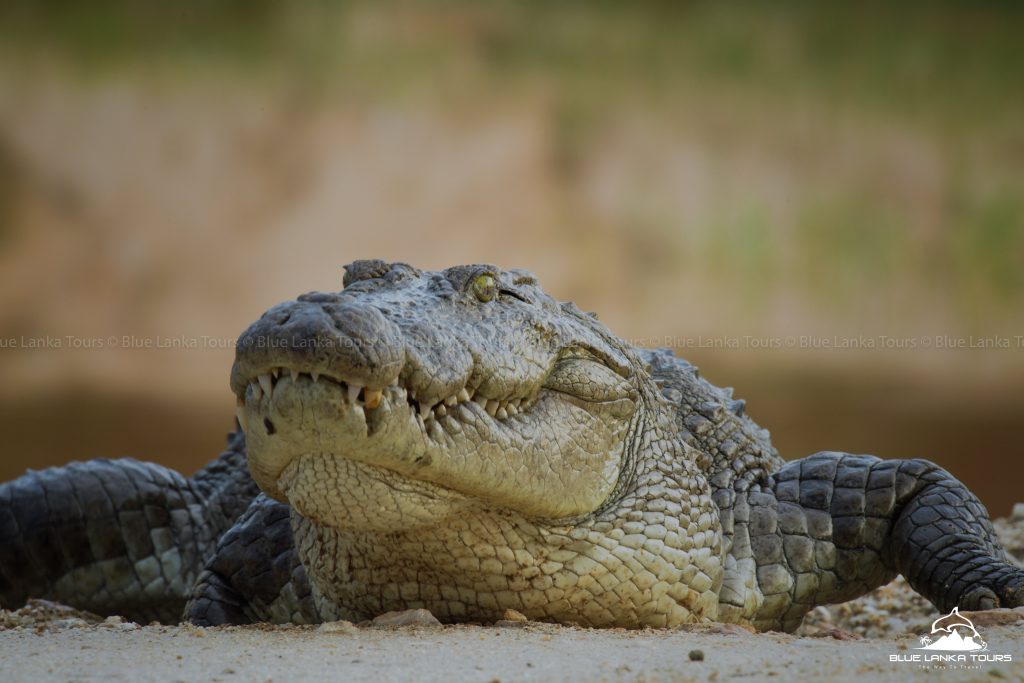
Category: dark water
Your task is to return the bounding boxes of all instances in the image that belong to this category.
[1,372,1020,517]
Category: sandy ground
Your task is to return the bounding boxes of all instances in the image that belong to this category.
[3,509,1022,683]
[1,617,1022,683]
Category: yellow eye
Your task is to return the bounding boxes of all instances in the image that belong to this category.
[472,273,497,302]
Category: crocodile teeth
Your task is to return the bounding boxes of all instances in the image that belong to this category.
[444,395,458,407]
[419,402,433,419]
[271,367,280,379]
[311,371,320,383]
[495,406,508,420]
[435,404,447,417]
[485,400,499,417]
[235,406,249,432]
[505,403,518,417]
[250,381,262,402]
[290,368,300,382]
[258,374,273,398]
[473,395,488,408]
[364,388,383,409]
[457,388,471,402]
[347,384,361,403]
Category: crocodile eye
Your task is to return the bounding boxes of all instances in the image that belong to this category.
[471,273,497,302]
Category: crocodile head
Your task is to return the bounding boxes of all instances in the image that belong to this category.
[232,260,651,531]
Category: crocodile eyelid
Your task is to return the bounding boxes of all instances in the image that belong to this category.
[512,274,537,286]
[499,288,530,304]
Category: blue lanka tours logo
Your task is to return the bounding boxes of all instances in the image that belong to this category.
[890,607,1013,666]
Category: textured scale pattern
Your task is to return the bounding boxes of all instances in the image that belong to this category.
[0,432,257,623]
[282,428,722,628]
[186,495,318,626]
[2,260,1022,631]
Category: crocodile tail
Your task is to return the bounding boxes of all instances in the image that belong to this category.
[0,429,259,623]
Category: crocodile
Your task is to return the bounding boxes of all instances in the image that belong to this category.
[2,259,1022,632]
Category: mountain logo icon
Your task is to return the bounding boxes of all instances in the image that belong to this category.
[916,607,988,652]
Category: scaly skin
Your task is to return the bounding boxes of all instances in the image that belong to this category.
[2,260,1022,631]
[0,432,257,623]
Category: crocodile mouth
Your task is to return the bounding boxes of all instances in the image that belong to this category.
[236,353,635,520]
[235,365,541,439]
[234,362,557,505]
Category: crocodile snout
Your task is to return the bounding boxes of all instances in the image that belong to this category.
[230,297,405,399]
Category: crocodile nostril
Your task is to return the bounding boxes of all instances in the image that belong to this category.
[263,418,277,435]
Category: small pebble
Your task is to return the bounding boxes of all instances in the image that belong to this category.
[370,609,441,628]
[318,620,358,635]
[689,649,705,661]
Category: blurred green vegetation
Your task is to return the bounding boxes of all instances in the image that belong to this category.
[3,1,1022,117]
[0,1,1021,512]
[1,0,1021,317]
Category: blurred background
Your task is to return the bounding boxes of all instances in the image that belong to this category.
[0,1,1021,513]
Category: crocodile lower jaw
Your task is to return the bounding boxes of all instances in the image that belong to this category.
[278,453,471,533]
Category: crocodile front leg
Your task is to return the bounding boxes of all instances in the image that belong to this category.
[718,451,1024,632]
[185,494,322,626]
